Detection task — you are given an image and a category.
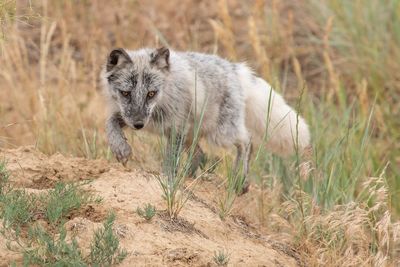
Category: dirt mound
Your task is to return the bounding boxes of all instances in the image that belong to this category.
[2,146,113,189]
[0,147,302,266]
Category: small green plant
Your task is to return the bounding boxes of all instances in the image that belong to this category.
[1,189,37,231]
[23,225,86,266]
[43,181,100,225]
[136,203,157,221]
[89,213,127,266]
[0,180,100,232]
[218,161,246,220]
[213,249,230,266]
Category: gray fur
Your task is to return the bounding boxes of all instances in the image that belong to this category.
[105,113,131,166]
[101,47,311,194]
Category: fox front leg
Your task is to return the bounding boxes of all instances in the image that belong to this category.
[106,112,132,166]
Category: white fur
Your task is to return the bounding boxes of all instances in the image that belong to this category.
[237,64,310,156]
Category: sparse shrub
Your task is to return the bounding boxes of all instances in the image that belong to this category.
[89,213,127,266]
[0,189,37,231]
[1,179,100,230]
[0,163,126,266]
[23,213,127,266]
[23,225,86,266]
[43,181,100,225]
[213,249,230,266]
[136,203,157,221]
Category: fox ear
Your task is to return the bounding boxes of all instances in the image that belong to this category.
[107,48,132,72]
[150,47,170,70]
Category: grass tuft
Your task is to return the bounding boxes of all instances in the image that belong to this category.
[213,249,230,266]
[218,162,244,220]
[155,95,207,219]
[136,203,157,221]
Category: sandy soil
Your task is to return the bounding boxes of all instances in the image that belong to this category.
[0,147,303,266]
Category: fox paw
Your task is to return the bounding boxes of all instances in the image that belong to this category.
[236,180,250,196]
[110,141,132,166]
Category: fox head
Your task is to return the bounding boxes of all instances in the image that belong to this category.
[103,47,169,129]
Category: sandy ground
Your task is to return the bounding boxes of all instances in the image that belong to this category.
[0,147,303,266]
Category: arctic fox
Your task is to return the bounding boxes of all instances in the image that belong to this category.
[101,47,310,193]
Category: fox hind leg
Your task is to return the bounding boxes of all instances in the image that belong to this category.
[234,136,252,195]
[188,144,206,177]
[167,132,207,178]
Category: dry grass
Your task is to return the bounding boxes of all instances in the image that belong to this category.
[0,0,399,265]
[281,174,400,266]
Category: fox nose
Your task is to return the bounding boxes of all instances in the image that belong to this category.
[133,122,144,129]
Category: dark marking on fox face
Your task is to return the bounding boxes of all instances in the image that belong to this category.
[143,72,160,89]
[107,74,119,83]
[130,73,138,88]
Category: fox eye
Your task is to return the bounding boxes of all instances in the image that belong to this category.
[120,91,130,97]
[147,91,157,99]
